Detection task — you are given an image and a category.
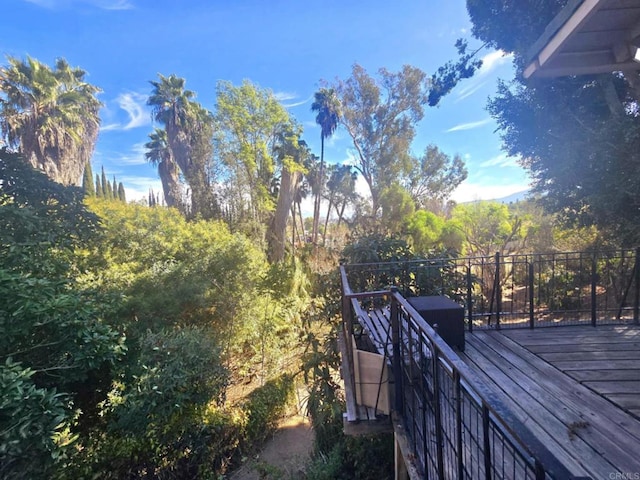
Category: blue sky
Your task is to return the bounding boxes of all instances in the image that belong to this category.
[5,0,529,205]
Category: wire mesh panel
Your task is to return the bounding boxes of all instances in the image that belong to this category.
[342,249,640,330]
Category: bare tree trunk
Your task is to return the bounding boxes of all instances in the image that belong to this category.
[322,193,335,247]
[298,202,306,243]
[312,136,324,246]
[268,166,300,262]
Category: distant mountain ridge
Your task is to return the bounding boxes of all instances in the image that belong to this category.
[494,189,529,204]
[460,189,530,205]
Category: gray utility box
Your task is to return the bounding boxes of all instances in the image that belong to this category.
[407,296,465,351]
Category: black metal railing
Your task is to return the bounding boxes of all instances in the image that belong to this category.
[342,249,640,330]
[340,267,584,479]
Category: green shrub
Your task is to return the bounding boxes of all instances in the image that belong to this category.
[243,374,295,445]
[0,360,73,479]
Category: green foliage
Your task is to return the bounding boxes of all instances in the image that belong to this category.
[148,74,217,219]
[82,161,95,197]
[404,209,446,253]
[0,152,125,478]
[342,233,414,264]
[117,181,126,202]
[112,327,228,434]
[0,56,101,186]
[0,360,73,479]
[302,269,394,479]
[450,201,529,257]
[95,173,102,197]
[243,374,295,445]
[458,1,640,244]
[333,64,430,216]
[379,183,416,234]
[404,144,468,207]
[0,149,101,274]
[214,79,292,231]
[86,199,268,345]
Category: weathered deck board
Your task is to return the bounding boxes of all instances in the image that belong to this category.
[503,325,640,415]
[462,326,640,478]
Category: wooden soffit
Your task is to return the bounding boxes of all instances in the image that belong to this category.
[524,0,640,78]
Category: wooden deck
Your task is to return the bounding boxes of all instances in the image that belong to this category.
[462,325,640,479]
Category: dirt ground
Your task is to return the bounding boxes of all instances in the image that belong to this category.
[228,387,314,480]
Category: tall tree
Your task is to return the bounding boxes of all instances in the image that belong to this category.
[145,127,183,210]
[148,74,215,218]
[214,80,290,230]
[117,182,126,203]
[82,161,95,197]
[95,174,103,198]
[462,0,640,244]
[322,163,357,245]
[333,64,429,217]
[311,88,340,247]
[328,164,359,230]
[404,144,468,210]
[268,124,306,262]
[101,166,111,200]
[0,56,101,185]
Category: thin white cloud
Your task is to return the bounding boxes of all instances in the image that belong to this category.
[478,50,513,76]
[479,153,519,168]
[100,92,150,132]
[24,0,133,9]
[274,91,312,109]
[283,96,312,108]
[445,118,492,132]
[118,92,149,129]
[111,142,148,166]
[454,50,513,102]
[455,80,488,102]
[274,91,298,102]
[100,123,121,132]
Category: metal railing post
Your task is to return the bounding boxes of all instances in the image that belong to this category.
[591,254,597,327]
[529,261,535,329]
[432,351,445,480]
[455,371,465,479]
[482,403,492,480]
[467,262,473,332]
[390,287,403,414]
[495,252,502,330]
[635,247,640,325]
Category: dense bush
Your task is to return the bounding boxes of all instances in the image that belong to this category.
[0,151,126,477]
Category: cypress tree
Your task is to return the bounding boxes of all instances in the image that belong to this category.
[101,166,110,200]
[82,162,95,197]
[112,176,118,200]
[96,173,103,197]
[118,182,126,203]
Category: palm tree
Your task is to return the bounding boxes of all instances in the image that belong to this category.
[0,56,101,185]
[144,128,183,210]
[310,88,340,246]
[147,74,214,217]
